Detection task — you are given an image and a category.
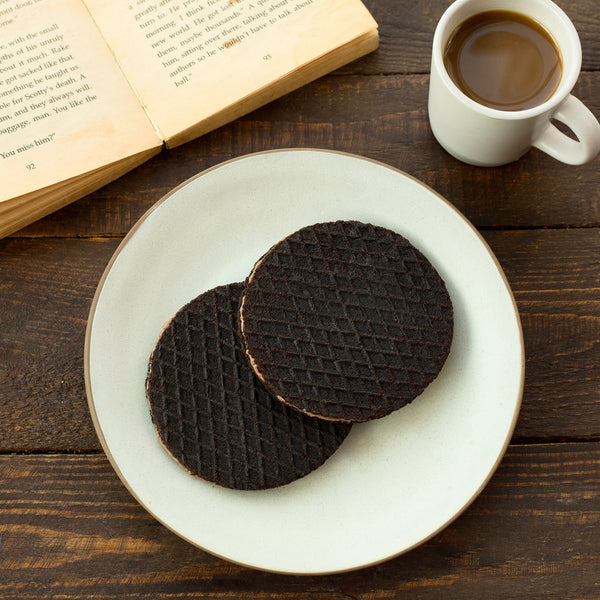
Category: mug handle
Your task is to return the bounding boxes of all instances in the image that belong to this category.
[532,94,600,165]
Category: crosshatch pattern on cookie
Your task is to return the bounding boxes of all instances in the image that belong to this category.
[239,221,454,422]
[146,282,351,490]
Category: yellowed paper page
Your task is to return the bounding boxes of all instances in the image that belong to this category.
[0,0,162,202]
[82,0,377,146]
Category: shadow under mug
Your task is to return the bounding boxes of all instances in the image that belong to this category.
[428,0,600,166]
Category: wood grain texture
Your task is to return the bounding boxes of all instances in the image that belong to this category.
[0,444,598,599]
[1,230,599,451]
[482,228,600,441]
[0,238,120,451]
[11,71,600,239]
[337,0,600,75]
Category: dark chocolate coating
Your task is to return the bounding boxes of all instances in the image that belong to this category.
[239,221,454,422]
[146,282,351,490]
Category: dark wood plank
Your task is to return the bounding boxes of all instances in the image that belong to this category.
[0,237,120,451]
[1,231,599,450]
[482,228,600,441]
[330,0,600,75]
[0,443,598,599]
[12,72,600,239]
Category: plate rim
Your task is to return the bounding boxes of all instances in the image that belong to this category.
[84,148,525,575]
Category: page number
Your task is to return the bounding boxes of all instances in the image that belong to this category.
[26,163,36,170]
[263,54,272,61]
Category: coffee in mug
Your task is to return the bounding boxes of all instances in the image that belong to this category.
[443,10,562,111]
[428,0,600,166]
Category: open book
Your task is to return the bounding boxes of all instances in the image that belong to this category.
[0,0,378,238]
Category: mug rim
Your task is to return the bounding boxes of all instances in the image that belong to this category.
[432,0,582,120]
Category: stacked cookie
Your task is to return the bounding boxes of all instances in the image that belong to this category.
[146,221,454,490]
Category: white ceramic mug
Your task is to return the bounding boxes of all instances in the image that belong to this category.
[428,0,600,166]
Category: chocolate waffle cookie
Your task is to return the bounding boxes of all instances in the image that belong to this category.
[146,282,351,490]
[239,221,454,422]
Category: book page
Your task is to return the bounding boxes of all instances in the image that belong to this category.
[0,0,162,202]
[82,0,377,146]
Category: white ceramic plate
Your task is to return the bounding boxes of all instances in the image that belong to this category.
[85,149,524,575]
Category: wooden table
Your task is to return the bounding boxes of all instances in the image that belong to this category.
[1,0,599,597]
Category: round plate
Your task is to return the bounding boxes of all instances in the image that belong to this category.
[84,149,524,575]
